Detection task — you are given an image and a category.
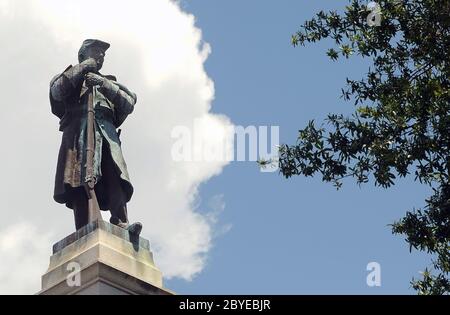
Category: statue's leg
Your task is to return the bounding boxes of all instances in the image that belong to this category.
[72,187,89,230]
[100,142,129,226]
[110,204,129,227]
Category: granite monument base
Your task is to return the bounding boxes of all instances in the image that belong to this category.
[38,220,173,295]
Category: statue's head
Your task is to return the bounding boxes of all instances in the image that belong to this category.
[78,39,110,71]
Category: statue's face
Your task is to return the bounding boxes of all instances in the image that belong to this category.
[85,46,106,70]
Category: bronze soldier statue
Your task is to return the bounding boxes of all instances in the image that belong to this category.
[50,39,142,235]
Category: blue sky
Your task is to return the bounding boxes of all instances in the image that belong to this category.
[166,0,433,294]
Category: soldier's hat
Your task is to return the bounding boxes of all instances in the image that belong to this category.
[78,39,110,62]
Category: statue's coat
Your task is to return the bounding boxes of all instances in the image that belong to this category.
[50,65,136,210]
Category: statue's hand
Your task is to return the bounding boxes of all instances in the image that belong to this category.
[81,58,98,73]
[85,72,105,87]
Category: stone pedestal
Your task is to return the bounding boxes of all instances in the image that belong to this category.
[38,220,173,295]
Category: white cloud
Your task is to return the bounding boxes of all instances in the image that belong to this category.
[207,194,232,237]
[0,0,233,293]
[0,223,53,295]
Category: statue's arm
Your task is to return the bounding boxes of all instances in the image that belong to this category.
[50,60,97,102]
[100,79,137,115]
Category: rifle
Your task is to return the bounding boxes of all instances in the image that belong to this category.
[84,86,103,223]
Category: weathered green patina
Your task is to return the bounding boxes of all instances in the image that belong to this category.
[50,40,136,214]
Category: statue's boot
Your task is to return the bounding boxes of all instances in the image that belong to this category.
[110,216,142,236]
[127,222,143,236]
